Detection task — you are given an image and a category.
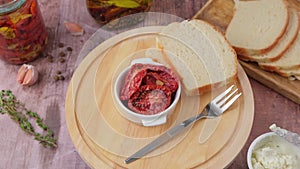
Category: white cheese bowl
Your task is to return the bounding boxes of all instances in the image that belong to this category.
[113,58,181,127]
[247,132,300,169]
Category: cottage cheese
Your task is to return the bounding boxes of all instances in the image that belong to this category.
[251,142,297,169]
[252,143,297,169]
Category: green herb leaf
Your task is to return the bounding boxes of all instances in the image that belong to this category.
[0,90,57,148]
[9,12,32,24]
[107,0,141,8]
[0,27,15,39]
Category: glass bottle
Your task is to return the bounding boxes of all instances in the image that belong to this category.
[86,0,152,29]
[0,0,48,64]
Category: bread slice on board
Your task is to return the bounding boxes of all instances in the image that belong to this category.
[156,20,237,95]
[275,68,300,79]
[225,0,289,56]
[239,8,299,62]
[259,31,300,70]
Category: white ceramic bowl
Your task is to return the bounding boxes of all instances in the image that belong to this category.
[247,132,300,169]
[113,58,181,127]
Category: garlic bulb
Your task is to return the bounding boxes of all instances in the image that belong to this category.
[16,64,39,86]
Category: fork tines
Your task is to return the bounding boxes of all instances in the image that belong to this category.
[212,85,242,111]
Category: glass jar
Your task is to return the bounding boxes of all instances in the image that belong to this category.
[0,0,48,64]
[86,0,152,29]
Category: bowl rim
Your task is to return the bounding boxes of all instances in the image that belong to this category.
[113,63,181,119]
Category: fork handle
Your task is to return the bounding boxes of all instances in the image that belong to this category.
[182,112,205,127]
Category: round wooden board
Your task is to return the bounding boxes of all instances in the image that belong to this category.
[67,26,255,168]
[65,84,113,169]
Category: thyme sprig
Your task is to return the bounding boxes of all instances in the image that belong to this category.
[0,90,57,148]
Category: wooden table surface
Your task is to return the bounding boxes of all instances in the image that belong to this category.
[0,0,299,168]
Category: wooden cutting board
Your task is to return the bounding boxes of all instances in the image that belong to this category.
[65,83,113,169]
[67,26,255,169]
[193,0,300,104]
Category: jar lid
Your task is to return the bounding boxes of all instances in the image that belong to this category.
[0,0,26,14]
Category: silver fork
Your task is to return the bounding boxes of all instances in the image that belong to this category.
[125,85,242,164]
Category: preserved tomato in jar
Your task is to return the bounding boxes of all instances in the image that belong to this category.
[86,0,152,29]
[0,0,48,64]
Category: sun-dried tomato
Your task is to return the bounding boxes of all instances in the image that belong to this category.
[145,71,178,92]
[120,63,147,100]
[128,85,172,115]
[30,0,37,16]
[142,74,157,85]
[120,63,179,115]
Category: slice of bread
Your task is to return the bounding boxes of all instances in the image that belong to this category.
[240,8,299,62]
[259,31,300,70]
[188,19,237,80]
[276,68,300,78]
[265,67,300,80]
[225,0,289,56]
[145,47,205,95]
[156,20,237,95]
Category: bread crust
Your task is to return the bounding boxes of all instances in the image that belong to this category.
[259,66,300,80]
[192,20,239,94]
[260,64,300,72]
[225,0,290,56]
[258,29,300,72]
[227,0,300,80]
[187,73,238,96]
[157,19,239,95]
[179,19,238,95]
[238,8,300,63]
[238,25,298,63]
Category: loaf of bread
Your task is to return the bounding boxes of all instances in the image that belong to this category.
[156,19,237,95]
[224,0,300,80]
[225,0,289,56]
[239,8,299,62]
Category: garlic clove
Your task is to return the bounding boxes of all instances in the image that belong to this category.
[64,21,84,36]
[17,64,39,86]
[17,64,27,84]
[23,68,38,86]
